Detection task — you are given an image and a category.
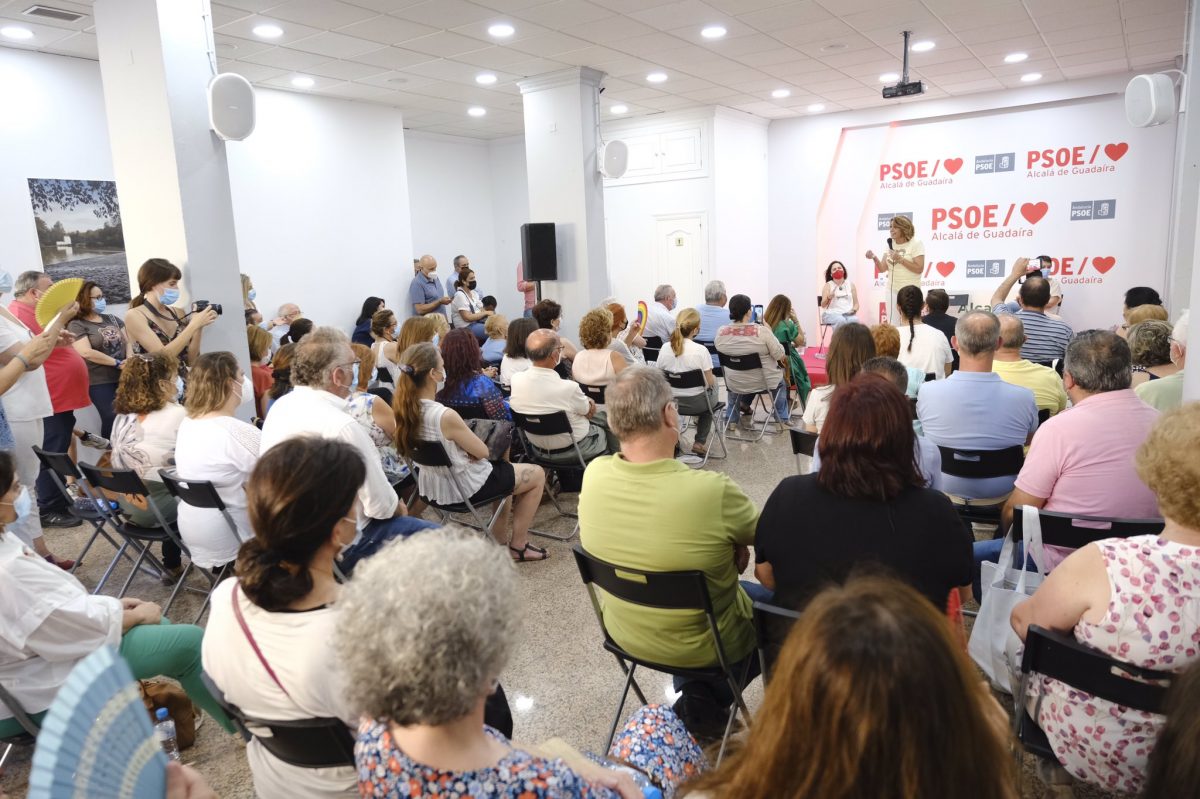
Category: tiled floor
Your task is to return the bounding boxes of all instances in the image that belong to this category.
[1,423,1130,798]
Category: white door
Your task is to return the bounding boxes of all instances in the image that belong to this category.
[654,214,706,305]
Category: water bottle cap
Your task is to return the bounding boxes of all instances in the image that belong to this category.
[155,707,169,721]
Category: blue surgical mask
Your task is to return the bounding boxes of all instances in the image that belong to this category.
[160,287,180,305]
[351,362,360,389]
[431,333,440,348]
[4,487,32,524]
[93,298,107,314]
[0,272,13,295]
[175,375,185,401]
[247,289,257,301]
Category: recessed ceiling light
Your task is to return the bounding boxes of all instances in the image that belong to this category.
[910,40,935,52]
[1021,72,1042,82]
[879,72,899,82]
[1,25,34,40]
[701,25,726,39]
[468,106,487,117]
[291,76,314,88]
[610,104,629,114]
[807,103,826,112]
[771,88,791,99]
[475,72,498,85]
[1004,52,1029,64]
[646,72,668,83]
[487,23,515,38]
[252,23,283,39]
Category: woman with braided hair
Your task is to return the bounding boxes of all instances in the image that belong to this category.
[895,285,952,381]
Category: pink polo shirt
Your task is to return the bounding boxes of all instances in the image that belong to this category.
[1015,389,1160,520]
[516,261,537,311]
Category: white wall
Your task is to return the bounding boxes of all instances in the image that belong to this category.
[487,135,530,317]
[713,110,770,306]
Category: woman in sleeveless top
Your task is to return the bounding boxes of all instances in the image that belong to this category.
[1128,319,1179,389]
[820,261,860,328]
[572,307,626,407]
[123,259,217,386]
[393,343,548,563]
[368,308,401,388]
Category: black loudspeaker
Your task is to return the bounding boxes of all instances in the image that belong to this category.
[521,223,557,281]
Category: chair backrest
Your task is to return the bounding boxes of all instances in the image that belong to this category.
[752,600,802,679]
[1021,625,1170,715]
[664,369,705,391]
[573,545,714,613]
[78,462,151,497]
[698,341,723,376]
[578,382,606,405]
[642,335,663,363]
[935,445,1024,479]
[32,446,82,482]
[718,351,764,372]
[409,439,454,468]
[447,402,489,421]
[160,471,227,511]
[1013,507,1164,550]
[199,672,354,768]
[815,295,822,308]
[510,409,574,437]
[1037,408,1051,425]
[924,372,936,382]
[643,335,664,350]
[789,428,817,457]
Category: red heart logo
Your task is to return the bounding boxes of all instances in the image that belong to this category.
[1104,142,1128,161]
[936,261,954,277]
[1020,202,1048,224]
[944,157,962,175]
[1092,256,1116,274]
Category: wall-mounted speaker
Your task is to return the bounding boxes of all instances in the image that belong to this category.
[521,223,557,282]
[599,140,629,178]
[1125,73,1176,128]
[208,73,256,141]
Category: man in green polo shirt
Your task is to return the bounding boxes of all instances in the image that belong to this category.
[1136,311,1187,412]
[579,366,767,737]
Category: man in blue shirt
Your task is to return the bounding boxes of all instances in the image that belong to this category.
[409,254,450,320]
[990,257,1073,364]
[445,254,479,298]
[917,310,1038,499]
[696,280,728,367]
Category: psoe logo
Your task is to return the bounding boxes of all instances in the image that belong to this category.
[878,157,963,181]
[1026,143,1129,168]
[964,259,1005,278]
[876,211,914,231]
[1046,256,1117,284]
[1069,200,1117,221]
[974,153,1016,174]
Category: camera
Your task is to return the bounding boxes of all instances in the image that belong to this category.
[193,300,223,316]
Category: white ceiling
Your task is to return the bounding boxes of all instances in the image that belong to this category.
[0,0,1186,138]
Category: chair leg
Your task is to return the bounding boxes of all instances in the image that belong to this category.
[605,661,640,753]
[162,563,195,618]
[528,472,580,542]
[716,662,754,765]
[192,565,230,624]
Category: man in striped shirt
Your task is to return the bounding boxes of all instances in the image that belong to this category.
[990,257,1073,364]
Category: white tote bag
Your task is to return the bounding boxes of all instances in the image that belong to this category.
[968,505,1045,694]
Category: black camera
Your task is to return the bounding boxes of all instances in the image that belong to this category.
[193,300,223,316]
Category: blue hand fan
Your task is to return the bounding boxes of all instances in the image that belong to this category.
[28,645,168,799]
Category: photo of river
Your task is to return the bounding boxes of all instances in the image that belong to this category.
[27,178,131,304]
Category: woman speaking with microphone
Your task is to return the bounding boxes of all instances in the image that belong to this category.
[865,215,924,324]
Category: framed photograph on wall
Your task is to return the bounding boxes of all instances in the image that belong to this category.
[27,178,131,304]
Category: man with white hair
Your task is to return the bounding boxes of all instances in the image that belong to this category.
[265,302,303,351]
[696,280,727,367]
[1136,310,1188,411]
[260,327,435,572]
[645,284,677,343]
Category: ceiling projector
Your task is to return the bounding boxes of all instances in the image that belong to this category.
[882,30,925,100]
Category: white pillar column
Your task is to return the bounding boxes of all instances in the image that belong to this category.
[93,0,248,370]
[518,67,609,333]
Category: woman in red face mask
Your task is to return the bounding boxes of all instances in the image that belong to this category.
[820,261,860,329]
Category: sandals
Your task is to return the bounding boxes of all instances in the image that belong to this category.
[509,543,549,562]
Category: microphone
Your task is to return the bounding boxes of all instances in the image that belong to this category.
[886,237,894,251]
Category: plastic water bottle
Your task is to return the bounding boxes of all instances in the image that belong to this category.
[154,707,181,761]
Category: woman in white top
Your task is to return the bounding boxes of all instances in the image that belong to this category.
[895,286,953,381]
[202,437,363,798]
[819,261,860,328]
[499,317,539,388]
[174,352,261,570]
[369,308,401,388]
[657,308,717,457]
[393,343,548,563]
[450,269,492,342]
[802,323,876,434]
[571,307,627,404]
[865,216,925,325]
[0,450,232,740]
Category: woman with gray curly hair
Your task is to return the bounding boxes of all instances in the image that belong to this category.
[338,527,706,798]
[1127,319,1180,387]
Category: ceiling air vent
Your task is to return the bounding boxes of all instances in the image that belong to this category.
[23,5,86,23]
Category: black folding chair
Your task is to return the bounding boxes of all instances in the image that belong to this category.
[1012,507,1163,551]
[924,372,936,382]
[0,680,39,772]
[573,546,753,764]
[935,444,1025,527]
[578,382,607,406]
[1014,625,1171,791]
[697,341,723,378]
[788,428,818,474]
[642,335,662,363]
[663,369,727,468]
[717,351,787,442]
[407,439,513,535]
[752,600,801,682]
[511,409,602,541]
[1036,408,1051,426]
[200,672,354,769]
[159,471,248,624]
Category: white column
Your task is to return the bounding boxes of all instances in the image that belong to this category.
[1167,1,1200,312]
[518,67,609,333]
[93,0,248,370]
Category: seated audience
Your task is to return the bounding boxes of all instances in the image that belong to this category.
[918,311,1038,501]
[990,258,1073,364]
[435,329,510,421]
[922,288,959,370]
[347,343,405,486]
[1143,659,1200,799]
[646,284,678,343]
[369,308,401,387]
[895,285,953,380]
[174,352,261,571]
[679,577,1014,799]
[716,294,789,428]
[260,327,436,574]
[1011,403,1200,794]
[532,299,578,363]
[607,302,646,366]
[802,322,875,432]
[819,261,859,329]
[1118,302,1169,340]
[869,322,923,397]
[264,342,296,416]
[481,295,497,313]
[764,294,810,406]
[759,373,970,614]
[1128,319,1179,387]
[202,437,363,798]
[245,307,263,327]
[571,307,627,403]
[1117,286,1165,335]
[499,316,539,388]
[696,280,727,367]
[280,317,312,346]
[510,329,616,460]
[579,367,765,737]
[110,352,186,581]
[395,343,546,562]
[657,308,717,458]
[450,268,492,342]
[265,303,304,351]
[247,324,274,419]
[1136,311,1187,411]
[481,314,507,365]
[0,450,232,739]
[69,279,130,439]
[338,528,704,798]
[991,315,1068,416]
[395,314,439,354]
[352,296,386,346]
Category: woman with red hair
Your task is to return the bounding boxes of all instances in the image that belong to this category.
[435,328,509,422]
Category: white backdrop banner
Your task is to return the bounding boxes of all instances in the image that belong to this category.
[815,95,1177,331]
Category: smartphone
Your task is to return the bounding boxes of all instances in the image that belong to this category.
[752,304,764,323]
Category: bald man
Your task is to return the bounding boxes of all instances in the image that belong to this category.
[992,314,1067,416]
[408,254,451,319]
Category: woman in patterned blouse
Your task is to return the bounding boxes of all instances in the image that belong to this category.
[435,328,510,422]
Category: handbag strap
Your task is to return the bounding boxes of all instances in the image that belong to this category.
[232,583,292,699]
